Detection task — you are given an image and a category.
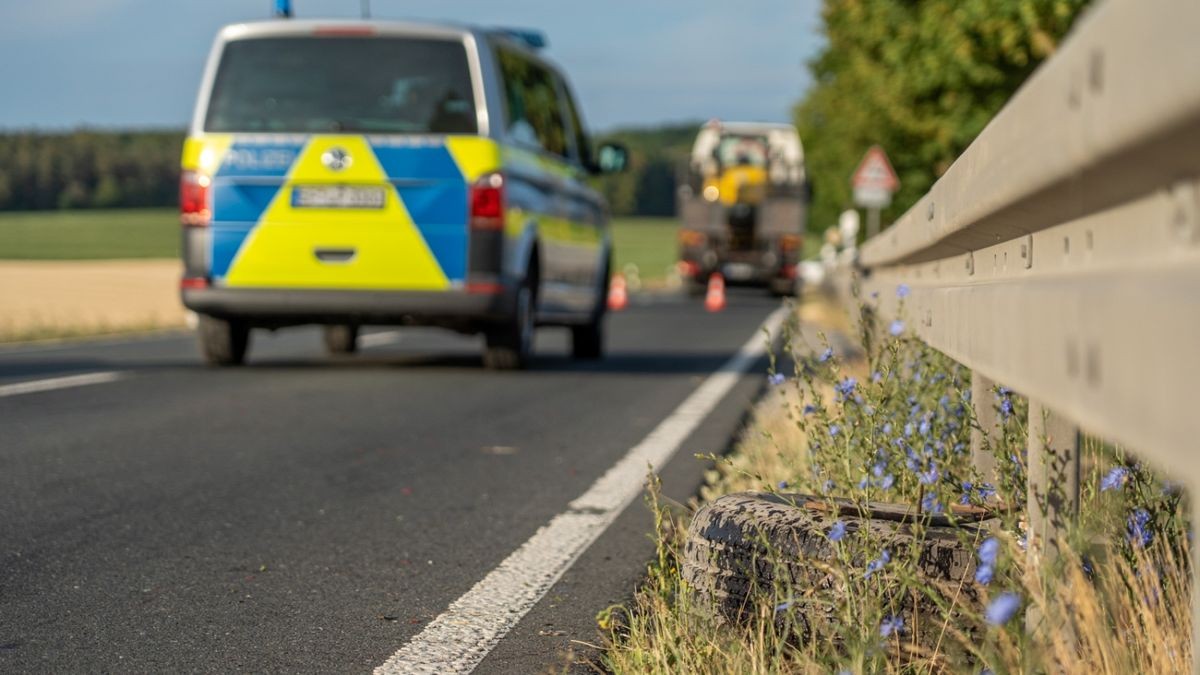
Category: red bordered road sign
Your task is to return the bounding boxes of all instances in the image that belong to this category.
[852,146,899,209]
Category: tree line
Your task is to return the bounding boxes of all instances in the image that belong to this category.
[0,130,183,211]
[0,126,696,217]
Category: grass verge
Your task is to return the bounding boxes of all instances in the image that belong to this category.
[600,294,1191,674]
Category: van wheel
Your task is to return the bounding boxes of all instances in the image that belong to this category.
[323,325,359,355]
[197,315,250,366]
[484,277,535,370]
[572,264,608,360]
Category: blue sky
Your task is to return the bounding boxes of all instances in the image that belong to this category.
[0,0,822,132]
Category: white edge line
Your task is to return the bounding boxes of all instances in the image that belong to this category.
[0,371,125,398]
[375,305,791,675]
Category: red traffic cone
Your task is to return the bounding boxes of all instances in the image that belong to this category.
[608,273,629,311]
[704,273,726,312]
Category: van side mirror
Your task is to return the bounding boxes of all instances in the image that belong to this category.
[595,142,629,174]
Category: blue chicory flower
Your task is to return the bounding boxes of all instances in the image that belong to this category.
[828,520,847,542]
[777,480,788,489]
[880,615,904,637]
[889,320,904,336]
[978,538,1000,566]
[897,283,910,298]
[921,492,943,514]
[837,377,857,398]
[879,474,895,490]
[802,404,817,415]
[1100,466,1129,492]
[768,372,786,386]
[975,563,994,585]
[865,549,891,578]
[985,592,1022,625]
[918,465,940,485]
[829,424,840,437]
[818,347,833,363]
[1127,508,1153,547]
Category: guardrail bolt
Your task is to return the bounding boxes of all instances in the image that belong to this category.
[927,202,935,221]
[1022,234,1033,269]
[1089,49,1104,94]
[965,252,974,276]
[1169,180,1199,244]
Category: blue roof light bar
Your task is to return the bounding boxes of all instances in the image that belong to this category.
[274,0,293,18]
[497,28,547,50]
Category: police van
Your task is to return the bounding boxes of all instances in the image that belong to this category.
[180,19,626,369]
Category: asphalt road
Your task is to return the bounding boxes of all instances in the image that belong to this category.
[0,290,783,673]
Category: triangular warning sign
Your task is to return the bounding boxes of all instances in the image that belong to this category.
[851,146,899,192]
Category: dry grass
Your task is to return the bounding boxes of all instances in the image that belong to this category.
[601,295,1192,674]
[0,260,186,342]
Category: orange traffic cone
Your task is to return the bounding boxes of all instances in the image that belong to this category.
[608,273,629,311]
[704,273,726,312]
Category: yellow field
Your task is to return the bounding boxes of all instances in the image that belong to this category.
[0,260,187,342]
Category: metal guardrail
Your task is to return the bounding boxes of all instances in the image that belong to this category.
[829,0,1200,642]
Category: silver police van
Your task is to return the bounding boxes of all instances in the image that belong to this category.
[180,19,626,369]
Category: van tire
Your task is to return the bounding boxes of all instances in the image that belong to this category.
[323,325,359,355]
[683,492,980,631]
[484,276,535,370]
[198,315,250,366]
[572,262,608,360]
[571,321,604,360]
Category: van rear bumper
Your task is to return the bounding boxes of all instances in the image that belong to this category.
[182,285,515,328]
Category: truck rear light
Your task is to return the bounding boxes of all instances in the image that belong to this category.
[180,170,211,227]
[679,230,706,247]
[780,234,802,252]
[469,172,505,231]
[678,260,701,278]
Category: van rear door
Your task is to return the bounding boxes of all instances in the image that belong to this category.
[196,32,483,291]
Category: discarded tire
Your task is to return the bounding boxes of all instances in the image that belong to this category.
[682,492,985,638]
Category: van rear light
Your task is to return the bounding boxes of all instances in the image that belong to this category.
[180,170,211,227]
[469,172,505,231]
[180,277,209,290]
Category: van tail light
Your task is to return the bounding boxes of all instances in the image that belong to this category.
[180,170,211,227]
[779,234,803,252]
[469,172,505,231]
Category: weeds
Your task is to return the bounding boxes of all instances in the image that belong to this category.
[602,294,1191,674]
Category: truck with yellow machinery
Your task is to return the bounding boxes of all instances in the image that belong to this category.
[676,120,808,296]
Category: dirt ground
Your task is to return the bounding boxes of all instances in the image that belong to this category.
[0,260,187,342]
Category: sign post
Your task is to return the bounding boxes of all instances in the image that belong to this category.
[851,146,900,239]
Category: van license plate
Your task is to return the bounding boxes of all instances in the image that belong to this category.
[292,186,386,209]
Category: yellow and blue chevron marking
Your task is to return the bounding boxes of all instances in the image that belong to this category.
[182,134,500,291]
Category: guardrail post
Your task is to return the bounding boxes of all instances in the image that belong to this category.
[970,371,998,483]
[1024,401,1079,633]
[1025,401,1080,564]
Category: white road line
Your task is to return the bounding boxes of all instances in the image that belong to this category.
[375,305,790,675]
[359,331,404,348]
[0,371,125,398]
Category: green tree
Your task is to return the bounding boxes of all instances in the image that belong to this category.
[795,0,1090,236]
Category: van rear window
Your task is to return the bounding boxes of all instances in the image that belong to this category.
[204,36,478,134]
